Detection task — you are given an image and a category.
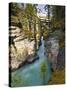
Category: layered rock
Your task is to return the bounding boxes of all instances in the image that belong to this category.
[10,45,28,71]
[9,26,36,71]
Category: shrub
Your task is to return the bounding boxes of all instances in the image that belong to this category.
[11,74,27,87]
[40,61,46,84]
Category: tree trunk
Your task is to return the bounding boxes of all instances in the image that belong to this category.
[34,19,37,54]
[48,5,50,29]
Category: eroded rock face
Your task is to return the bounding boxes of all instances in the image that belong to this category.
[45,37,59,70]
[9,26,35,71]
[10,40,35,71]
[10,45,28,70]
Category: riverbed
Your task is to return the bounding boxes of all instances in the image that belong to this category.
[11,37,51,87]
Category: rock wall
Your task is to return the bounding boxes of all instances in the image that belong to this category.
[57,47,65,70]
[45,37,59,70]
[9,26,35,71]
[45,30,65,71]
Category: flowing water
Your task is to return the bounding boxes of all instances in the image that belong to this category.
[12,36,51,87]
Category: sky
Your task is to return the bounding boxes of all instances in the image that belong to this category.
[37,4,45,13]
[36,4,47,17]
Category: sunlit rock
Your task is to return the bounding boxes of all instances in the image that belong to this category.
[9,26,35,70]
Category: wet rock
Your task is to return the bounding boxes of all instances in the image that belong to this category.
[45,37,59,71]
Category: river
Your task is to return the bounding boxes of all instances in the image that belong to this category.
[11,36,51,87]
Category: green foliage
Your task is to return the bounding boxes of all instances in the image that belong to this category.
[11,15,19,23]
[51,6,65,29]
[59,35,65,48]
[40,62,46,73]
[10,3,41,56]
[11,74,22,87]
[40,62,46,78]
[40,61,46,84]
[25,4,36,16]
[23,29,34,40]
[11,74,27,87]
[10,3,20,16]
[43,29,49,38]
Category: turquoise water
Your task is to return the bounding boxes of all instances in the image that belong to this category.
[12,37,51,87]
